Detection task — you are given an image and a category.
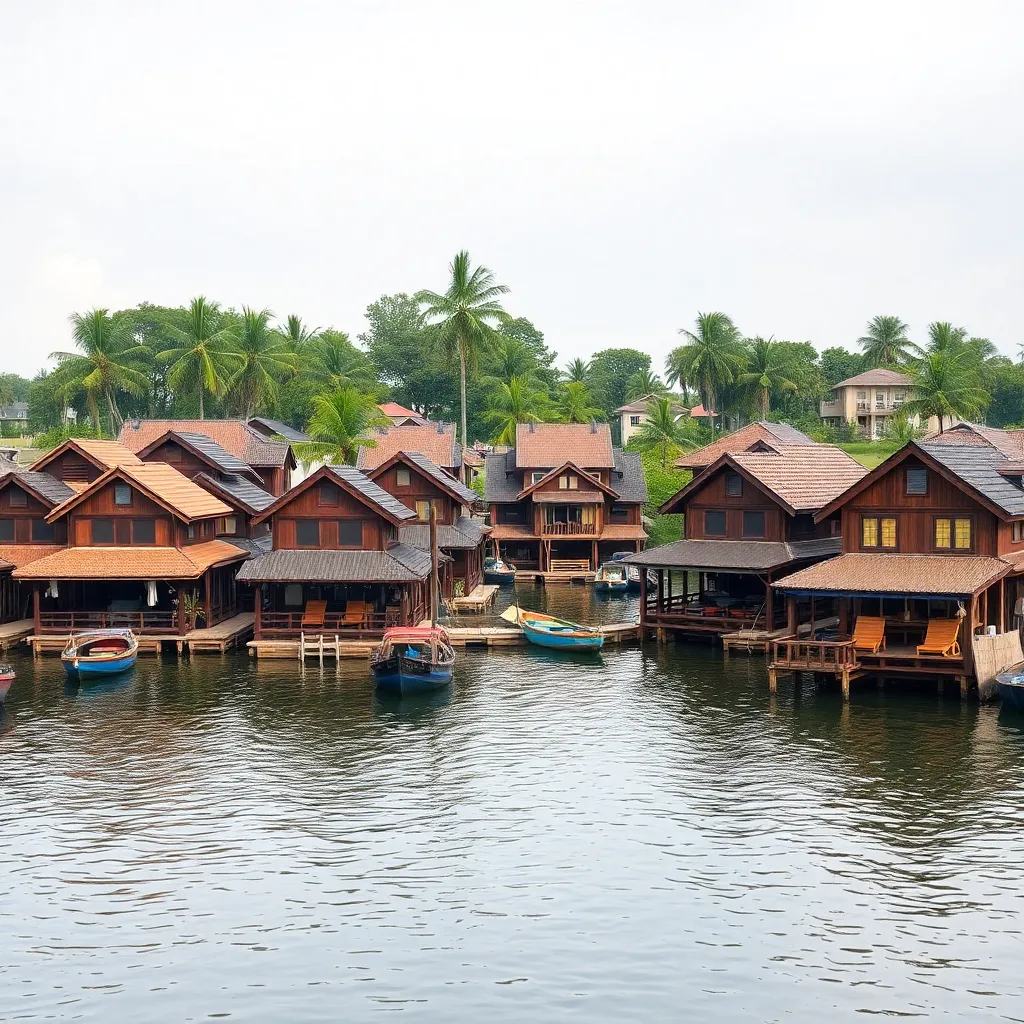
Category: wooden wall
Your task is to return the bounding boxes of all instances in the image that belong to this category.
[37,449,104,483]
[372,464,457,523]
[269,477,393,550]
[0,480,67,544]
[683,466,789,541]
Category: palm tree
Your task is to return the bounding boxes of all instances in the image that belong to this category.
[292,387,390,466]
[485,336,538,385]
[667,312,743,437]
[157,297,240,419]
[632,397,693,469]
[483,375,551,445]
[664,349,691,404]
[51,309,151,432]
[417,251,510,447]
[558,381,604,424]
[901,349,988,433]
[563,357,592,384]
[858,315,912,367]
[306,330,376,391]
[279,314,319,352]
[739,337,798,419]
[227,307,298,419]
[925,321,968,353]
[624,367,667,401]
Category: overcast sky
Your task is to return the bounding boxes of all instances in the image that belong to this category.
[2,0,1022,378]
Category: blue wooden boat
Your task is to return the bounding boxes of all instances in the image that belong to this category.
[371,626,455,695]
[501,607,604,651]
[996,661,1024,711]
[484,557,516,585]
[593,562,630,595]
[61,629,138,679]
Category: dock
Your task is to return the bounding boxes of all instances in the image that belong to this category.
[514,570,596,585]
[0,619,34,653]
[720,616,839,654]
[450,584,499,613]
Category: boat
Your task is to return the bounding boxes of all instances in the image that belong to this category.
[371,626,456,694]
[61,629,139,679]
[607,551,654,593]
[593,562,630,595]
[996,660,1024,711]
[0,663,14,702]
[500,606,604,651]
[484,556,516,585]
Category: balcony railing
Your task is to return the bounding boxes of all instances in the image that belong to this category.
[38,610,179,635]
[770,637,859,671]
[540,521,596,536]
[258,607,423,639]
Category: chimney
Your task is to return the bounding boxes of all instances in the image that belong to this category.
[590,418,598,433]
[528,421,535,433]
[437,421,445,434]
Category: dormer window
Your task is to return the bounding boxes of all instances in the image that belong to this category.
[725,472,742,497]
[905,468,927,495]
[319,480,339,505]
[531,471,546,485]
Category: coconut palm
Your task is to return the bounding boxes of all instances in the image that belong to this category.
[632,397,693,469]
[664,349,691,404]
[227,307,298,419]
[485,336,538,385]
[558,381,604,424]
[483,375,551,446]
[50,309,151,432]
[924,321,968,354]
[739,337,798,419]
[624,367,667,401]
[157,297,240,419]
[901,349,988,433]
[306,330,376,391]
[417,251,510,447]
[279,314,320,352]
[858,315,912,367]
[667,312,743,437]
[563,357,592,384]
[292,387,390,466]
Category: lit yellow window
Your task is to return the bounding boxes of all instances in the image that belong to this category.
[954,519,971,549]
[862,517,878,547]
[568,475,578,490]
[558,475,568,489]
[935,518,951,548]
[581,505,595,526]
[881,518,896,548]
[416,499,431,520]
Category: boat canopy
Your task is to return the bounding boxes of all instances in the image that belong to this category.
[381,626,451,642]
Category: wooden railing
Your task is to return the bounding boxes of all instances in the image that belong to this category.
[38,610,179,635]
[770,637,859,671]
[258,606,423,639]
[540,521,596,536]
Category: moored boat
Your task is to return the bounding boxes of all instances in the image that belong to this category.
[371,626,456,695]
[996,661,1024,711]
[593,562,629,595]
[61,629,139,679]
[500,606,604,651]
[0,663,14,702]
[484,556,516,585]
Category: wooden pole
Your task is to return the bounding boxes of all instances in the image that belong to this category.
[429,503,439,627]
[254,583,262,641]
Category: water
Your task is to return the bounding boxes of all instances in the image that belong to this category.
[3,587,1024,1021]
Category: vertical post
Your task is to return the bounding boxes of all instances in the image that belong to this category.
[786,595,797,635]
[32,582,40,636]
[656,569,664,616]
[839,598,848,636]
[638,566,648,630]
[254,583,262,641]
[591,539,598,571]
[203,570,211,629]
[809,596,816,632]
[999,581,1006,633]
[765,572,774,628]
[429,503,439,627]
[178,587,186,634]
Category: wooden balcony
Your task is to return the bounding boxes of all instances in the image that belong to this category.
[38,610,180,635]
[771,636,859,672]
[257,605,424,640]
[539,521,596,537]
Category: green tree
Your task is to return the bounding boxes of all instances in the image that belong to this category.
[563,357,592,384]
[496,317,558,385]
[667,312,743,436]
[279,314,320,352]
[987,361,1024,426]
[588,348,651,416]
[858,315,911,367]
[483,375,551,445]
[624,367,667,401]
[417,251,511,447]
[227,307,298,419]
[51,309,151,433]
[307,330,376,390]
[739,337,798,419]
[483,335,540,385]
[0,375,15,408]
[632,397,692,469]
[923,321,968,354]
[292,387,390,466]
[157,296,240,419]
[820,347,864,387]
[901,349,988,432]
[557,381,604,423]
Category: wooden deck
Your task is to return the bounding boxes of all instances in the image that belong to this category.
[514,569,596,585]
[0,619,34,652]
[451,584,499,613]
[721,616,839,654]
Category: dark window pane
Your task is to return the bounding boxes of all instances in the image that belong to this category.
[133,519,156,544]
[114,483,132,506]
[31,519,55,542]
[320,481,339,505]
[296,520,319,546]
[0,519,12,542]
[338,520,363,547]
[92,519,114,544]
[905,468,927,495]
[705,510,726,536]
[8,487,26,507]
[742,511,765,538]
[610,504,629,520]
[725,472,742,497]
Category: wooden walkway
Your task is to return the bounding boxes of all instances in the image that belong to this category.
[0,619,34,653]
[514,570,596,585]
[721,616,840,654]
[451,584,499,613]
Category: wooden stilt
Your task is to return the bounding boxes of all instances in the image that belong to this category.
[768,667,777,694]
[841,668,850,701]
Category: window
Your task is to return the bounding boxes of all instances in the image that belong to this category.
[114,483,132,506]
[8,487,26,507]
[857,390,867,400]
[163,446,182,462]
[187,523,196,539]
[31,519,55,542]
[91,518,114,544]
[954,518,971,549]
[1013,521,1024,543]
[531,472,546,485]
[337,520,363,547]
[416,499,432,520]
[629,415,641,427]
[875,390,886,409]
[558,475,568,489]
[320,481,339,505]
[935,517,972,550]
[742,511,765,538]
[881,518,896,548]
[0,519,12,542]
[396,467,411,487]
[704,510,726,536]
[568,475,578,490]
[217,516,237,536]
[610,504,629,521]
[893,390,906,407]
[295,520,320,546]
[862,516,896,549]
[906,468,927,495]
[725,472,742,497]
[132,519,156,544]
[501,506,523,523]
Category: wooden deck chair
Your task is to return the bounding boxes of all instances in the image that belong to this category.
[851,615,887,653]
[301,600,327,629]
[916,618,961,658]
[342,600,367,625]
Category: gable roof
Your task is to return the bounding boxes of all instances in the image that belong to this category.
[834,368,913,389]
[191,471,276,514]
[118,419,292,468]
[514,422,615,469]
[399,516,486,551]
[612,450,647,503]
[355,423,461,471]
[517,461,620,500]
[137,429,254,476]
[236,544,434,583]
[674,421,816,470]
[31,438,143,475]
[45,462,232,524]
[614,395,688,415]
[379,401,421,419]
[0,467,75,507]
[252,464,417,526]
[622,536,841,571]
[367,450,478,505]
[246,417,309,442]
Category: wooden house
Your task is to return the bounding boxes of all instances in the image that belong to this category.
[768,424,1024,694]
[13,462,249,637]
[236,464,435,640]
[625,445,866,637]
[366,450,486,599]
[355,421,462,474]
[30,437,144,485]
[673,420,816,476]
[483,423,647,571]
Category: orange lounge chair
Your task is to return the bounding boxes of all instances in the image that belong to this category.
[342,600,368,625]
[916,618,961,658]
[301,600,327,629]
[851,615,886,653]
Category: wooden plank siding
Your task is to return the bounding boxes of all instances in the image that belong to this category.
[0,482,68,545]
[35,449,103,484]
[371,465,454,523]
[269,482,393,551]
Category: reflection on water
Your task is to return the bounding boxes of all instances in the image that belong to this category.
[2,586,1024,1021]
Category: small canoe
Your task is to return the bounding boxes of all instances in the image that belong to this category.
[62,629,138,679]
[484,557,516,585]
[0,664,14,702]
[996,661,1024,711]
[371,626,455,695]
[594,562,630,595]
[500,606,604,651]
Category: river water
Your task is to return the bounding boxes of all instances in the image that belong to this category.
[3,587,1024,1021]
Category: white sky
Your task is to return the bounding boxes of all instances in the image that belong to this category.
[2,0,1022,378]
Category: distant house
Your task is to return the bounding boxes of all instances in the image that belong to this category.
[819,369,944,439]
[0,403,29,432]
[356,422,462,475]
[674,421,817,476]
[378,402,428,426]
[614,395,688,446]
[246,417,310,443]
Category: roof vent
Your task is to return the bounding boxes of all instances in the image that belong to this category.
[436,421,445,434]
[130,419,140,430]
[528,421,535,433]
[590,418,598,433]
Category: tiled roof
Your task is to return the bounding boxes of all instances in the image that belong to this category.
[246,417,309,442]
[399,517,486,551]
[488,523,536,540]
[598,524,648,541]
[160,431,253,474]
[921,422,1024,459]
[390,451,478,505]
[834,368,913,388]
[614,394,687,415]
[918,440,1024,516]
[192,472,276,514]
[730,446,868,513]
[675,421,816,469]
[236,544,434,583]
[30,438,143,474]
[532,490,605,504]
[13,540,246,580]
[622,537,841,571]
[0,467,75,506]
[773,552,1009,597]
[118,419,291,467]
[355,423,460,471]
[378,402,420,419]
[462,447,483,467]
[225,535,273,560]
[483,453,520,502]
[0,545,66,570]
[612,450,647,503]
[514,422,615,469]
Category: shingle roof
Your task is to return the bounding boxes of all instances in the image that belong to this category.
[393,451,477,504]
[236,543,434,583]
[246,417,309,442]
[399,516,486,551]
[0,544,66,570]
[921,422,1024,459]
[30,438,143,474]
[773,552,1009,597]
[598,524,648,541]
[614,394,688,415]
[192,471,276,514]
[918,440,1024,516]
[674,421,817,470]
[13,540,246,580]
[622,537,841,571]
[730,446,868,513]
[378,402,420,419]
[514,422,615,469]
[612,450,647,503]
[355,423,460,471]
[834,368,913,388]
[225,535,273,559]
[0,467,75,506]
[484,453,524,502]
[488,523,536,540]
[325,465,417,521]
[118,419,291,467]
[159,431,253,474]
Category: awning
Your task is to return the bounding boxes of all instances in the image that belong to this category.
[13,541,246,581]
[236,544,441,584]
[621,537,841,572]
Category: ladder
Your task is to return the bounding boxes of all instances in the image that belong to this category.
[299,631,341,664]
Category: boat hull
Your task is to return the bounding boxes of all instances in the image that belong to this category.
[997,680,1024,711]
[521,622,604,651]
[372,656,453,695]
[594,580,629,595]
[484,570,516,585]
[0,673,13,702]
[63,652,137,679]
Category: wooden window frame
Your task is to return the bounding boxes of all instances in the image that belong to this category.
[861,515,897,550]
[905,468,928,496]
[742,510,765,538]
[704,510,727,537]
[0,518,13,542]
[337,520,363,547]
[8,487,26,508]
[934,515,974,552]
[295,519,320,547]
[415,499,432,521]
[319,481,340,506]
[31,518,56,542]
[1013,521,1024,543]
[91,518,115,545]
[113,483,133,507]
[725,472,743,497]
[395,467,411,487]
[132,518,156,545]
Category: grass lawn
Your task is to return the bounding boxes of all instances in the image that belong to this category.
[838,441,896,469]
